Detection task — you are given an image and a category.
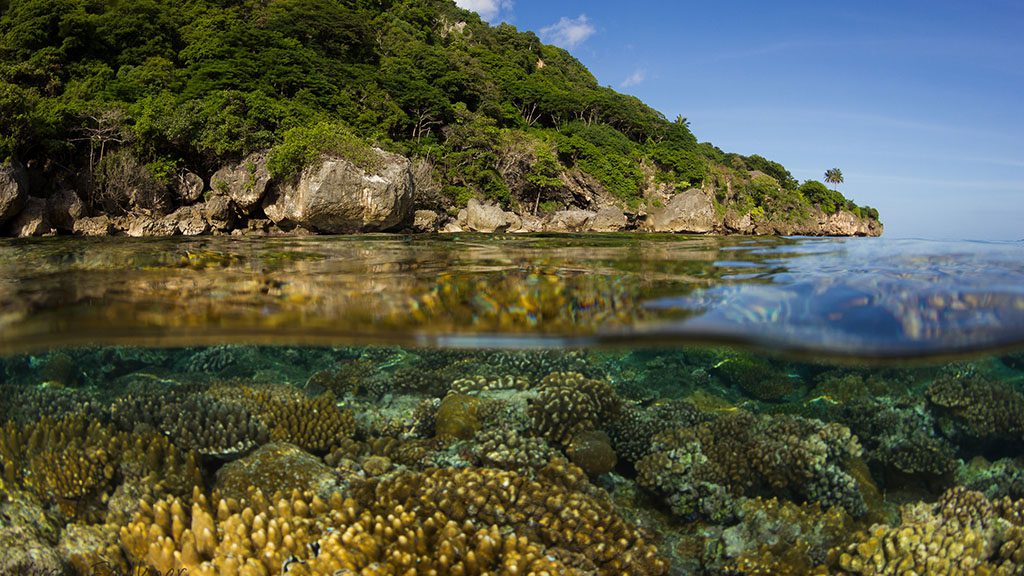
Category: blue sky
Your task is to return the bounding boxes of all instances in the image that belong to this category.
[455,0,1024,240]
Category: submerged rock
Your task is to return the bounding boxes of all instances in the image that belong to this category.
[264,149,414,233]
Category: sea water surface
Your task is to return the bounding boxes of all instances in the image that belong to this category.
[2,234,1024,575]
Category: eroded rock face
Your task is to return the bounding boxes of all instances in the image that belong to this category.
[589,206,628,232]
[264,150,414,233]
[7,196,50,237]
[176,171,205,204]
[0,159,28,226]
[413,209,441,232]
[46,189,85,232]
[211,152,271,213]
[645,188,715,233]
[544,209,595,232]
[463,198,515,232]
[73,215,113,236]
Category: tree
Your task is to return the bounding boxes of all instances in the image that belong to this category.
[824,167,844,192]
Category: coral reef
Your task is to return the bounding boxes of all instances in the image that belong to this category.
[434,392,482,440]
[636,410,868,520]
[566,429,617,476]
[161,395,268,457]
[927,372,1024,444]
[214,441,340,501]
[527,371,621,444]
[470,427,555,472]
[713,355,802,402]
[834,487,1024,574]
[244,388,355,453]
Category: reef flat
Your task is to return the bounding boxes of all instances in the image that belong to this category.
[3,346,1024,575]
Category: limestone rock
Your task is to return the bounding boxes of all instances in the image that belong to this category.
[164,205,208,236]
[46,189,85,232]
[589,206,627,232]
[545,209,595,232]
[264,149,414,233]
[646,188,715,233]
[464,198,515,232]
[126,214,178,237]
[7,196,51,237]
[413,209,440,232]
[176,171,205,204]
[210,152,270,213]
[201,194,235,230]
[440,222,463,233]
[0,158,28,226]
[73,215,113,236]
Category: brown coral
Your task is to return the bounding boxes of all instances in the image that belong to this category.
[928,372,1024,442]
[161,395,268,457]
[527,371,621,444]
[245,388,355,453]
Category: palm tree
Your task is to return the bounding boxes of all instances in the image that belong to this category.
[824,168,844,193]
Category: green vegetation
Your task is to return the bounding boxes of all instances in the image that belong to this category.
[825,168,844,192]
[0,0,878,221]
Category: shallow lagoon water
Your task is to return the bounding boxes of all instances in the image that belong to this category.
[2,235,1024,575]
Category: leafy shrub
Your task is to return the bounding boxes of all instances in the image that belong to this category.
[267,121,379,180]
[799,180,847,214]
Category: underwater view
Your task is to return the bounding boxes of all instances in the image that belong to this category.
[3,235,1024,575]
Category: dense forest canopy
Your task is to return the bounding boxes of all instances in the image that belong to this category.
[0,0,878,220]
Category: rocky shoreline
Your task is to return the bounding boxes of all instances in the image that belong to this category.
[0,151,882,239]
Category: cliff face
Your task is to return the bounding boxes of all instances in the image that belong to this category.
[0,0,880,236]
[1,155,881,238]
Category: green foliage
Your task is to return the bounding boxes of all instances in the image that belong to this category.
[557,122,643,201]
[824,167,844,190]
[799,180,846,214]
[0,0,875,220]
[267,121,378,180]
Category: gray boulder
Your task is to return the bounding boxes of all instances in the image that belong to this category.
[463,198,515,232]
[413,209,441,232]
[201,194,235,230]
[7,197,50,237]
[646,188,716,233]
[211,152,270,213]
[264,149,414,233]
[176,171,205,204]
[74,215,113,236]
[545,209,595,232]
[126,214,178,237]
[589,206,628,232]
[0,159,28,227]
[46,189,85,232]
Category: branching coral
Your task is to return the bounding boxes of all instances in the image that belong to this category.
[636,410,868,521]
[527,371,621,444]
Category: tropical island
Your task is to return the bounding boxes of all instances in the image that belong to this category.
[0,0,881,237]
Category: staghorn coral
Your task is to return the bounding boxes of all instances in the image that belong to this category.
[0,384,103,425]
[636,410,868,521]
[833,486,1024,574]
[245,388,355,453]
[927,372,1024,444]
[361,458,668,575]
[527,371,621,444]
[161,395,268,457]
[121,458,668,576]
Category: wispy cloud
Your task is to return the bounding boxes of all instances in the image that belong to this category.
[454,0,513,23]
[620,68,646,88]
[540,15,596,49]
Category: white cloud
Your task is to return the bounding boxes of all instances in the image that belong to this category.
[454,0,513,23]
[620,69,646,88]
[540,15,596,49]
